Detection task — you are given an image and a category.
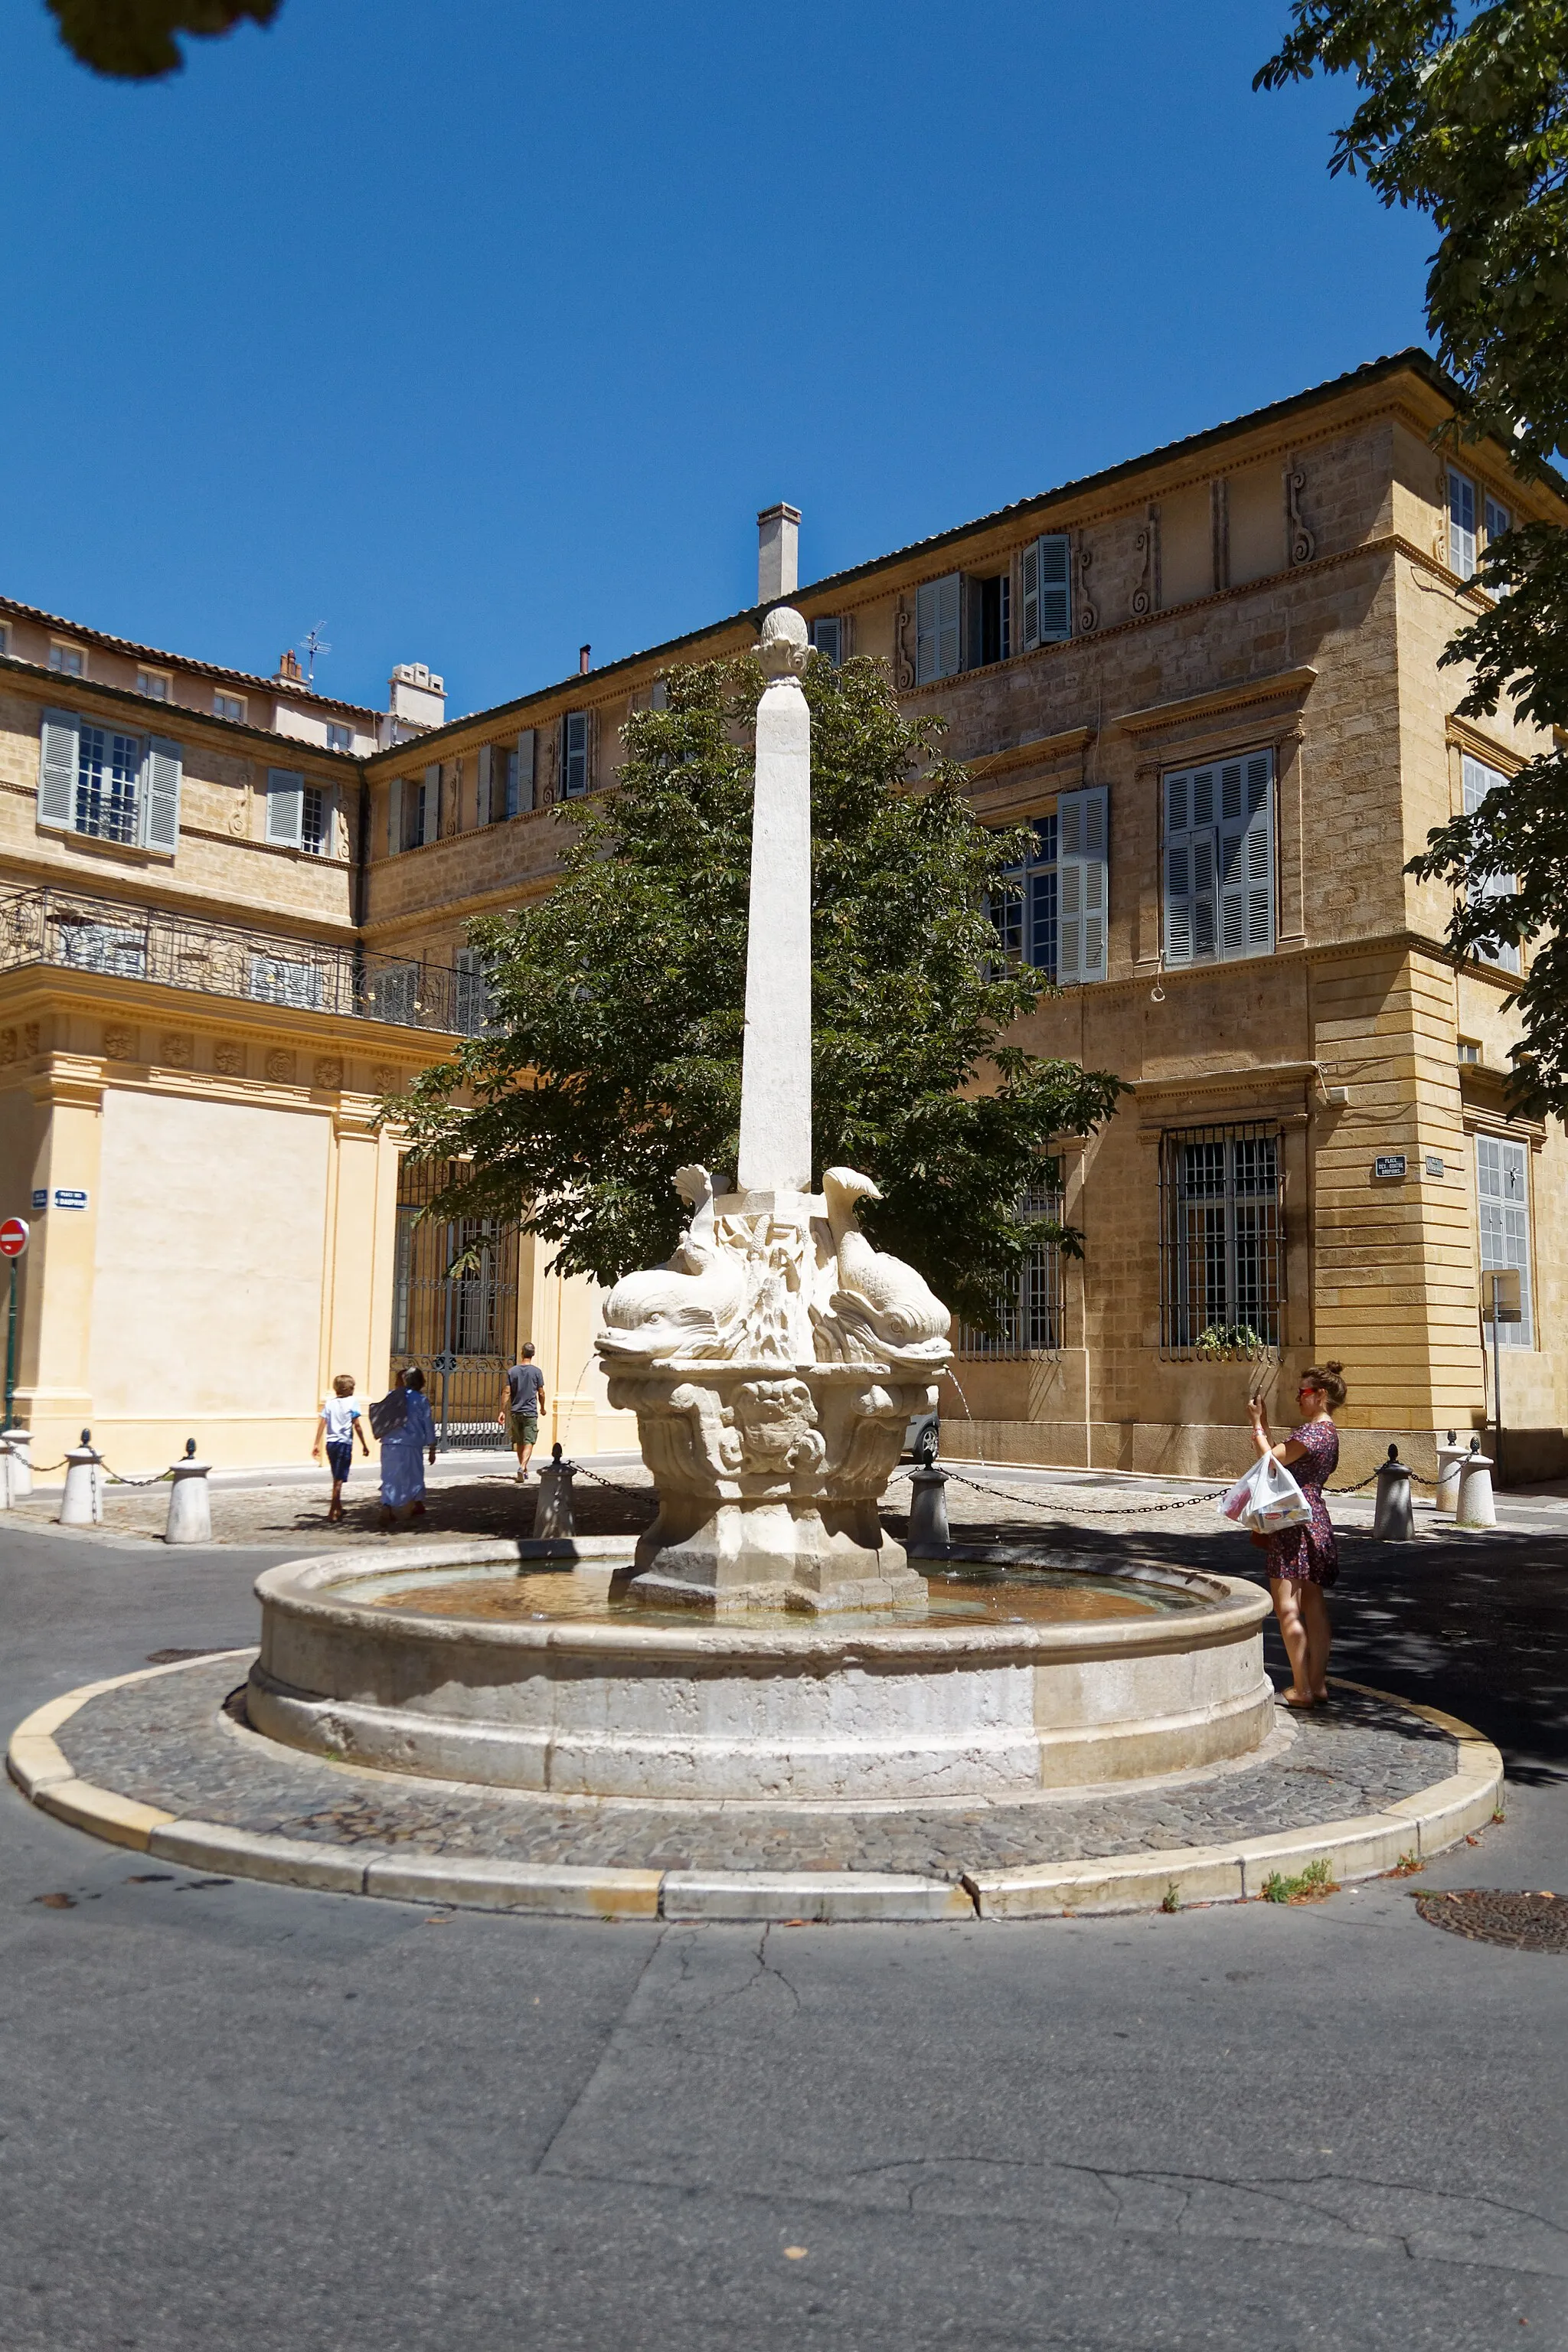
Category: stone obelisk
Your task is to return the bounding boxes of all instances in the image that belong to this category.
[737,606,812,1195]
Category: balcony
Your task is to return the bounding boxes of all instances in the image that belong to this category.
[0,884,487,1038]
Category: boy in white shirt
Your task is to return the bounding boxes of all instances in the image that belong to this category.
[313,1373,370,1524]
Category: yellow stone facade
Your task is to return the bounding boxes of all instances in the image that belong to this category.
[2,351,1563,1478]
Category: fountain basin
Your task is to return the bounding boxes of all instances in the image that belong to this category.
[247,1540,1274,1804]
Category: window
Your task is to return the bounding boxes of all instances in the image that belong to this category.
[301,784,330,854]
[810,617,847,666]
[1461,753,1520,974]
[513,729,536,815]
[137,669,171,701]
[1477,1135,1532,1347]
[213,691,245,724]
[1458,1037,1482,1065]
[1449,469,1478,578]
[0,622,11,657]
[50,643,85,677]
[649,679,669,711]
[1019,534,1071,650]
[325,721,352,753]
[916,575,962,684]
[957,1165,1065,1357]
[387,768,437,853]
[1484,493,1511,547]
[968,576,1010,668]
[247,952,323,1010]
[38,710,183,854]
[561,711,591,797]
[1160,1125,1285,1356]
[992,816,1059,978]
[1163,750,1275,967]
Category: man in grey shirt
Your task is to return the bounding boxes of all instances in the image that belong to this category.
[498,1343,547,1481]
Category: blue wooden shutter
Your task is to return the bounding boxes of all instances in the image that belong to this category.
[1217,750,1274,959]
[1037,534,1071,640]
[916,576,961,682]
[562,712,590,797]
[38,708,79,831]
[1057,786,1108,985]
[1164,764,1219,967]
[265,767,304,848]
[142,737,182,854]
[1019,544,1039,650]
[810,616,844,665]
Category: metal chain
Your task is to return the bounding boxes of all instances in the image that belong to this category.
[570,1462,658,1508]
[933,1465,1228,1518]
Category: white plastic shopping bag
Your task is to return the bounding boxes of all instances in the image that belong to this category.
[1217,1451,1312,1534]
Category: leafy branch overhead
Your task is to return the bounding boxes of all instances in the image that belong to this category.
[394,653,1124,1336]
[48,0,281,78]
[1260,2,1568,1116]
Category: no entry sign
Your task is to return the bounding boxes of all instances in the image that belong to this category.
[0,1218,28,1259]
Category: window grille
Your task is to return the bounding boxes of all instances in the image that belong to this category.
[1477,1135,1532,1348]
[76,725,142,845]
[301,785,329,855]
[1159,1124,1284,1357]
[956,1164,1064,1357]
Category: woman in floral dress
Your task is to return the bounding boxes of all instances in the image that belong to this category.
[1247,1362,1346,1707]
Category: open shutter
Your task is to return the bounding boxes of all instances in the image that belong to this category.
[421,764,438,844]
[387,776,402,856]
[1164,764,1219,967]
[1037,534,1071,641]
[38,708,79,831]
[916,575,962,683]
[1217,750,1274,959]
[1057,786,1108,985]
[476,744,492,828]
[1462,753,1520,969]
[516,729,536,815]
[265,768,305,848]
[1019,544,1039,651]
[142,737,182,854]
[562,713,591,797]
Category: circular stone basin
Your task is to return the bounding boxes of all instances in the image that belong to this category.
[248,1539,1273,1805]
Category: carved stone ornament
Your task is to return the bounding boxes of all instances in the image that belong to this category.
[893,600,916,691]
[265,1047,296,1083]
[0,1029,15,1067]
[1130,510,1156,617]
[158,1032,194,1069]
[1285,465,1316,566]
[1074,541,1098,633]
[103,1025,136,1061]
[371,1064,400,1094]
[214,1040,244,1076]
[23,1022,41,1056]
[756,603,812,678]
[312,1055,345,1089]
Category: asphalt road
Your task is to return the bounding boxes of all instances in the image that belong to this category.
[2,1517,1566,2350]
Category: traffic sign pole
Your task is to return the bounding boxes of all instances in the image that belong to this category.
[0,1219,29,1429]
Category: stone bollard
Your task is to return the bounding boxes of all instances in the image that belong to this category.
[59,1431,103,1527]
[1372,1445,1414,1541]
[165,1440,212,1545]
[1434,1429,1467,1518]
[4,1428,32,1500]
[532,1444,577,1540]
[1455,1438,1497,1531]
[0,1435,11,1511]
[905,1462,951,1555]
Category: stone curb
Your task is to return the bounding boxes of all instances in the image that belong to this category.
[6,1661,1503,1924]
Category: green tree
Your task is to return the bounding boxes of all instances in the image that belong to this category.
[396,653,1124,1334]
[47,0,279,78]
[1258,2,1568,1113]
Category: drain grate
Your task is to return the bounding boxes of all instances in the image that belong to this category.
[1415,1890,1568,1952]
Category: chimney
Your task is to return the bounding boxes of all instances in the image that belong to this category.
[579,644,591,675]
[276,648,304,684]
[756,503,801,604]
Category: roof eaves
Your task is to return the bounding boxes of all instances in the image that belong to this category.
[0,593,382,720]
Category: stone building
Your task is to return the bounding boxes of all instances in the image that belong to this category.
[2,348,1562,1478]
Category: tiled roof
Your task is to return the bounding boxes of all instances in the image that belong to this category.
[0,593,382,720]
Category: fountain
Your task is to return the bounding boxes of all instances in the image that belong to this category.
[247,609,1273,1804]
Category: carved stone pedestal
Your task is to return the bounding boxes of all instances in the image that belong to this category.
[604,1359,933,1612]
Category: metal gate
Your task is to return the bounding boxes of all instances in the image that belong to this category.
[390,1158,520,1450]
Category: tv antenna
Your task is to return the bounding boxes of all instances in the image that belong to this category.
[300,624,332,682]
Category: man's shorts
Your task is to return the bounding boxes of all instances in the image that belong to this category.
[325,1439,354,1481]
[511,1413,540,1449]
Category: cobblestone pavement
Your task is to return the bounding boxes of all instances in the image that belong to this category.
[54,1657,1457,1880]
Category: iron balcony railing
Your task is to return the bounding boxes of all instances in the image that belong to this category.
[0,884,488,1038]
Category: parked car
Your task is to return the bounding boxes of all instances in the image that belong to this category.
[901,1408,939,1465]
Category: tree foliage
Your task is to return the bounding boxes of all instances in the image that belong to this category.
[396,653,1125,1334]
[47,0,280,78]
[1259,3,1568,1116]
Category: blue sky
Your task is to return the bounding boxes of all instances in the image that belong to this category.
[1,2,1432,718]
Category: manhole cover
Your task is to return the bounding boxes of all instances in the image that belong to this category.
[1415,1890,1568,1952]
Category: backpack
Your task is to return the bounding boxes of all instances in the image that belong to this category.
[369,1389,408,1440]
